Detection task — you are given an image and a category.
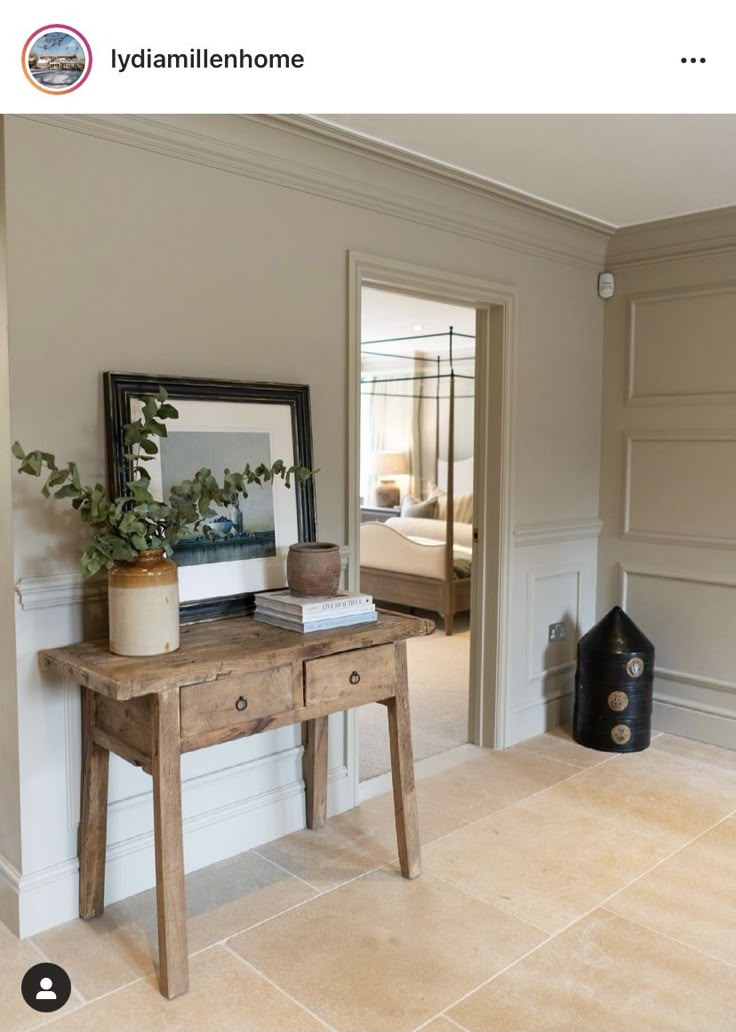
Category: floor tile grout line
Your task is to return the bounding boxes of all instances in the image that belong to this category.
[43,803,733,1023]
[495,750,736,843]
[414,757,601,828]
[22,735,734,1028]
[506,747,592,772]
[27,938,90,1006]
[418,809,736,1025]
[511,745,604,771]
[420,868,551,937]
[411,1010,472,1032]
[600,905,736,970]
[441,1014,473,1032]
[221,941,338,1032]
[29,975,148,1030]
[213,860,393,940]
[418,755,610,830]
[251,847,326,893]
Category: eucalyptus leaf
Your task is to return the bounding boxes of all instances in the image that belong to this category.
[12,384,315,575]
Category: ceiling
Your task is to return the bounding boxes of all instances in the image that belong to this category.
[362,289,475,350]
[314,115,736,227]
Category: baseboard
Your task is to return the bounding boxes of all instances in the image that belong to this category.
[506,692,574,746]
[653,693,736,751]
[12,763,353,939]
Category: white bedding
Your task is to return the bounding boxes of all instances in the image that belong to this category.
[360,520,472,580]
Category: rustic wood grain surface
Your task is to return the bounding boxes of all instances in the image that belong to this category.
[39,610,435,700]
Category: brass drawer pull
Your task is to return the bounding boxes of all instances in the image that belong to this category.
[349,671,361,685]
[235,696,248,712]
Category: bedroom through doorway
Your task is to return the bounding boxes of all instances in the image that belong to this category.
[358,287,477,782]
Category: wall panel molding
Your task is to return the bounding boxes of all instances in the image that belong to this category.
[620,565,736,697]
[626,282,736,405]
[655,667,736,697]
[620,563,736,603]
[524,567,580,682]
[19,115,607,271]
[622,430,736,549]
[15,572,107,610]
[514,518,603,547]
[16,547,351,610]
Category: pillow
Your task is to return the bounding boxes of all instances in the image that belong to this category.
[400,494,439,519]
[430,488,473,524]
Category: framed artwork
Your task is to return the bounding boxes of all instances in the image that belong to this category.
[104,372,316,621]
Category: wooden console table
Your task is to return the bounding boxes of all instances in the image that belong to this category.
[40,610,433,999]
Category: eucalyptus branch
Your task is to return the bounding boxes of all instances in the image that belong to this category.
[12,386,315,578]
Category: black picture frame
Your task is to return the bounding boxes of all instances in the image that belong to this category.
[104,372,316,622]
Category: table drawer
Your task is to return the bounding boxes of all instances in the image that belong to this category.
[304,643,397,704]
[180,665,299,740]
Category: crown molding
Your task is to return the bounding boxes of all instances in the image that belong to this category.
[253,114,615,236]
[17,114,608,270]
[607,205,736,269]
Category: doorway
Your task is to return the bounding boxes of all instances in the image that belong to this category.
[358,288,476,781]
[347,252,516,799]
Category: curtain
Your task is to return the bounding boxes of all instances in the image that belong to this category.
[360,376,416,504]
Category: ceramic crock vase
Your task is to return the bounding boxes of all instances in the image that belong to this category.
[108,549,180,656]
[286,542,341,596]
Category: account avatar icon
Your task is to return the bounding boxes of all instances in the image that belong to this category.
[36,977,56,1000]
[22,25,92,94]
[21,962,72,1013]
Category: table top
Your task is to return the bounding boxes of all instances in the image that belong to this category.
[40,610,434,701]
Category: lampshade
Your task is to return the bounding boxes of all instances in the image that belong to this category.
[372,450,409,477]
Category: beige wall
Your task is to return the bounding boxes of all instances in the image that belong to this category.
[598,208,736,747]
[2,113,607,933]
[0,118,21,877]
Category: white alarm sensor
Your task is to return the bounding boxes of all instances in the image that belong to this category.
[598,272,615,299]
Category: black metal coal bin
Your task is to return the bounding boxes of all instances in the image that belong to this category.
[573,605,654,753]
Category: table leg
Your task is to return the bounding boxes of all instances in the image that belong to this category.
[79,687,109,919]
[151,688,189,999]
[303,716,328,829]
[387,642,421,878]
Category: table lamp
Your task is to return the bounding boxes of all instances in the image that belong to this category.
[372,450,408,507]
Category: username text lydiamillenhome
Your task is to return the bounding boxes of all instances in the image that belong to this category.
[111,48,304,72]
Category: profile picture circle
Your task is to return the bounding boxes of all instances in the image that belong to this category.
[20,961,72,1012]
[22,25,92,94]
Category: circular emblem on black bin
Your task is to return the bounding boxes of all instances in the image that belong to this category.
[626,656,644,678]
[21,962,72,1013]
[611,724,632,746]
[608,690,629,712]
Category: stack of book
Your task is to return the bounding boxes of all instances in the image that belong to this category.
[254,589,376,633]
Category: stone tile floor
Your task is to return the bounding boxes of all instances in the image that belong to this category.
[4,730,735,1031]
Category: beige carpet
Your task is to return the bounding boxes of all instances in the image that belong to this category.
[359,612,470,781]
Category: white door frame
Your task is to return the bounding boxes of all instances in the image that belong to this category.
[345,252,517,801]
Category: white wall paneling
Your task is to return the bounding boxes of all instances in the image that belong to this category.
[600,223,736,753]
[620,566,736,747]
[623,430,736,548]
[627,282,736,405]
[507,522,600,745]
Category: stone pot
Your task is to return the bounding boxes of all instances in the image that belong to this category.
[108,549,180,656]
[286,542,341,597]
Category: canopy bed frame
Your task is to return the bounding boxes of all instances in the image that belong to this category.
[360,327,475,635]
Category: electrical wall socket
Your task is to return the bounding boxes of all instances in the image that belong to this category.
[548,621,567,643]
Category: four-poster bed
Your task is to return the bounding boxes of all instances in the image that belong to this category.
[359,327,475,635]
